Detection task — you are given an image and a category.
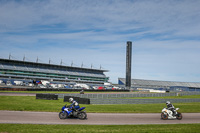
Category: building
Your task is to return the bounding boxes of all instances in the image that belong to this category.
[0,58,109,85]
[118,78,200,91]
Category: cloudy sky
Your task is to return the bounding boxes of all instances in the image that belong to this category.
[0,0,200,83]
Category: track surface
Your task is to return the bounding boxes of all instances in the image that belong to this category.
[0,111,200,125]
[1,93,200,125]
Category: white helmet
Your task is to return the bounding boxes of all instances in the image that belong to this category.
[69,98,73,103]
[166,101,170,105]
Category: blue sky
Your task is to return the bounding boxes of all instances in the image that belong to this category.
[0,0,200,83]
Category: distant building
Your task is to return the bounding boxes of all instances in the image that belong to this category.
[118,78,200,91]
[0,58,109,85]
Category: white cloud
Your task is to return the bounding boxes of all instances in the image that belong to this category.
[0,0,200,83]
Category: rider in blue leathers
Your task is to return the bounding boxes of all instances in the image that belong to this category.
[69,98,80,110]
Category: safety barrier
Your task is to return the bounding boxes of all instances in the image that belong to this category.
[90,98,200,104]
[56,92,200,104]
[56,91,200,99]
[36,93,58,100]
[63,96,90,104]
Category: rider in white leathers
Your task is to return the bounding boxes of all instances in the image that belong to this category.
[166,101,177,116]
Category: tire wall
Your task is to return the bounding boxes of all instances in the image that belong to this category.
[64,96,90,104]
[36,93,58,100]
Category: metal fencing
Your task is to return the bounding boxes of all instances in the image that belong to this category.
[56,92,200,104]
[89,98,200,104]
[56,91,200,99]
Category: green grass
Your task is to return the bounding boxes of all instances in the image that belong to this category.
[0,124,200,133]
[0,96,200,113]
[0,96,64,112]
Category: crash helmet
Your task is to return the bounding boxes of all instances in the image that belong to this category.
[69,98,73,103]
[166,101,170,106]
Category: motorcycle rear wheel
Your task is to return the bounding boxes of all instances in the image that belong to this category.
[59,112,67,119]
[176,112,182,120]
[78,112,87,120]
[161,113,168,120]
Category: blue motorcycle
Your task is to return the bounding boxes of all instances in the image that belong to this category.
[59,104,87,120]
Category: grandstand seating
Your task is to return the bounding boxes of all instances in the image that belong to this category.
[0,58,109,85]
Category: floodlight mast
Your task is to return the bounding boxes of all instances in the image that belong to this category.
[126,41,132,90]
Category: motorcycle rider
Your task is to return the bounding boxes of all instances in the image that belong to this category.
[69,97,80,110]
[166,101,177,116]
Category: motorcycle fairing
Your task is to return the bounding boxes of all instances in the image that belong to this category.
[78,107,86,111]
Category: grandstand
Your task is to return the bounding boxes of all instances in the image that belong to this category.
[118,78,200,91]
[0,58,109,85]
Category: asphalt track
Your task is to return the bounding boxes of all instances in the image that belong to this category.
[1,92,200,125]
[0,111,200,125]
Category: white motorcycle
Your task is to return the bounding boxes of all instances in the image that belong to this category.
[161,107,182,120]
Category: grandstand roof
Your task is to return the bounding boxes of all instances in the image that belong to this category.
[118,78,200,88]
[0,58,109,84]
[0,58,108,72]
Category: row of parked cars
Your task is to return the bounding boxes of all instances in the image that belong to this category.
[0,80,34,87]
[0,79,125,90]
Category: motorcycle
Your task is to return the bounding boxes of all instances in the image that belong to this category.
[161,107,182,120]
[59,104,87,120]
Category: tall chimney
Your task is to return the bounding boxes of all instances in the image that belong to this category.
[126,41,132,89]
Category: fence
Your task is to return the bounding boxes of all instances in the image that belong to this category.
[56,91,200,99]
[56,92,200,104]
[89,98,200,104]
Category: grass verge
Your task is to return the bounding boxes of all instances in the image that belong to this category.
[0,123,200,133]
[0,96,200,113]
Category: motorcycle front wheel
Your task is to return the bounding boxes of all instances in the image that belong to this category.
[176,112,182,120]
[59,112,67,119]
[78,112,87,120]
[161,113,168,120]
